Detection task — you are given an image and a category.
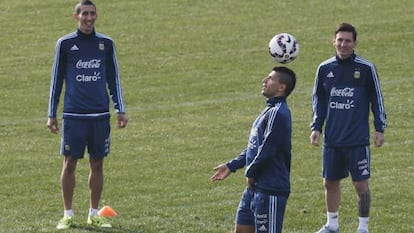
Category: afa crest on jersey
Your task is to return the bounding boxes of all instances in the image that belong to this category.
[99,41,104,51]
[354,70,361,79]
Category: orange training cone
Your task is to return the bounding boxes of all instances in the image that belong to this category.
[98,205,118,217]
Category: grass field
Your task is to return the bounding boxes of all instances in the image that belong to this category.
[0,0,413,232]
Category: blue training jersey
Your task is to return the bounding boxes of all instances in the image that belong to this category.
[310,53,386,147]
[227,96,291,196]
[48,29,126,119]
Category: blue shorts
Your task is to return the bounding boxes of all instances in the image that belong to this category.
[322,145,370,181]
[236,188,288,233]
[61,118,111,159]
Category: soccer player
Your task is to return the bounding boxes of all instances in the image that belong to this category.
[310,23,386,233]
[211,66,296,233]
[47,0,128,229]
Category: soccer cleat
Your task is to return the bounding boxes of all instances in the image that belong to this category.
[315,225,340,233]
[56,216,74,229]
[356,229,368,233]
[87,215,112,228]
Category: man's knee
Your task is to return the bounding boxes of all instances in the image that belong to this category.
[89,158,104,173]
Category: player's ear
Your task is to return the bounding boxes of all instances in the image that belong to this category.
[279,83,287,93]
[73,12,79,20]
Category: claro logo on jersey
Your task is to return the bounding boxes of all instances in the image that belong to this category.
[330,87,355,110]
[76,59,101,69]
[76,72,101,82]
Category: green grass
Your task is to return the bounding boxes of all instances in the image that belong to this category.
[1,0,413,232]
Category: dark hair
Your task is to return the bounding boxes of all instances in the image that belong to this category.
[335,22,357,41]
[272,66,296,97]
[75,0,96,15]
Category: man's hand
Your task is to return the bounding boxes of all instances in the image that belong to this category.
[310,130,321,146]
[47,117,59,134]
[117,113,128,128]
[211,163,231,181]
[374,131,385,147]
[246,177,255,189]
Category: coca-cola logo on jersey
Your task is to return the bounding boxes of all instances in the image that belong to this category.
[330,87,354,97]
[76,59,101,69]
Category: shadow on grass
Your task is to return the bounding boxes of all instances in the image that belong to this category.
[71,224,145,233]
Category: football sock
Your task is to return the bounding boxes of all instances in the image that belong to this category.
[64,209,74,217]
[358,217,369,231]
[326,211,339,230]
[89,208,99,217]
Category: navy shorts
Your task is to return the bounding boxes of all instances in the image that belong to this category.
[322,145,371,181]
[236,188,288,233]
[61,118,111,159]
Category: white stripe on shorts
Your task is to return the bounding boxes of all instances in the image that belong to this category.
[269,195,278,233]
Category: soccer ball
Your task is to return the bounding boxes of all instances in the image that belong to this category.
[268,33,299,64]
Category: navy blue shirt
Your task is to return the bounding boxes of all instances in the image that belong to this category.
[48,29,126,119]
[227,96,292,196]
[310,53,386,147]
